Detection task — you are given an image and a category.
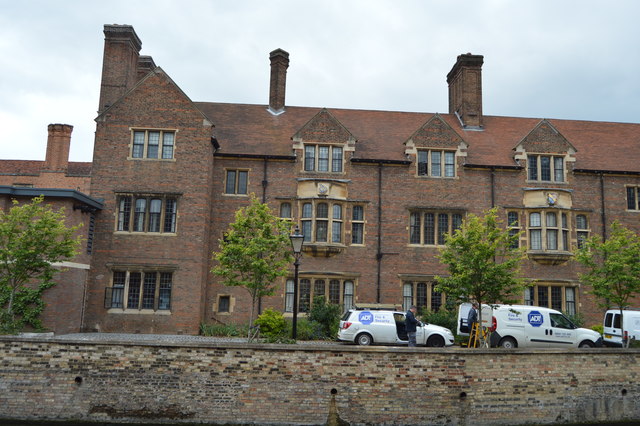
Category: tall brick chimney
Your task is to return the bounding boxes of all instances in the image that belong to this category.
[98,24,142,114]
[44,124,73,172]
[447,53,484,129]
[268,49,290,115]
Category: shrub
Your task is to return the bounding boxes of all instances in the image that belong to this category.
[419,307,458,336]
[254,308,287,338]
[308,296,341,339]
[564,312,584,328]
[288,317,325,341]
[591,324,604,335]
[200,322,246,337]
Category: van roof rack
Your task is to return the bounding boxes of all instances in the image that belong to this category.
[354,303,402,311]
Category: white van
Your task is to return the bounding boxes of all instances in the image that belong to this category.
[603,309,640,347]
[487,305,602,349]
[338,308,455,347]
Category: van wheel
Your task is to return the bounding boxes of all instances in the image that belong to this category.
[356,333,373,346]
[499,337,517,349]
[579,340,594,348]
[427,335,445,347]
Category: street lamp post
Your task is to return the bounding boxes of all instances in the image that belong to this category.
[289,225,304,340]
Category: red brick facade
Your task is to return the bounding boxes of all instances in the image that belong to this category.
[5,24,640,335]
[84,25,640,333]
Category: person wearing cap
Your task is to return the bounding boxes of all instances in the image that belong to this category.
[405,305,419,347]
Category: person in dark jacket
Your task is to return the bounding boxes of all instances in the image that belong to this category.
[405,305,419,347]
[468,302,479,328]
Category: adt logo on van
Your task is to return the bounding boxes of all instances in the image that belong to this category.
[528,311,544,327]
[359,311,374,325]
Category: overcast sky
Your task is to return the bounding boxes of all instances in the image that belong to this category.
[1,0,639,162]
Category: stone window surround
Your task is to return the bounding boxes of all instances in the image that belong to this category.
[129,128,177,160]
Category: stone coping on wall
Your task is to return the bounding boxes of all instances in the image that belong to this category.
[2,333,637,355]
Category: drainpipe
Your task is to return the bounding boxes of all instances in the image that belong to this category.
[262,158,268,203]
[376,163,383,303]
[490,167,496,208]
[600,173,607,241]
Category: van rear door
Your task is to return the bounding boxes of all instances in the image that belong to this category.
[603,311,622,346]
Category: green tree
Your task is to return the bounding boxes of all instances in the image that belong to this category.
[308,296,342,339]
[0,197,81,334]
[576,221,640,348]
[211,196,293,333]
[435,208,526,341]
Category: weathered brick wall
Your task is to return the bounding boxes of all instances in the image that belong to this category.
[1,336,638,425]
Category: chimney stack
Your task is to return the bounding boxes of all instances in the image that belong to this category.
[137,55,156,80]
[268,49,290,115]
[447,53,484,129]
[98,24,142,114]
[44,124,73,172]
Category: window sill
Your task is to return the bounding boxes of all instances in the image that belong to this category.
[302,244,344,257]
[113,231,177,236]
[416,175,457,179]
[283,312,308,317]
[127,157,176,162]
[107,309,172,315]
[527,250,574,265]
[525,180,567,185]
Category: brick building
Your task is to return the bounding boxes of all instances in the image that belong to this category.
[1,124,101,333]
[5,24,640,335]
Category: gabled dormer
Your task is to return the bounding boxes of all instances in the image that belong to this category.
[514,119,576,184]
[404,114,468,178]
[292,108,356,174]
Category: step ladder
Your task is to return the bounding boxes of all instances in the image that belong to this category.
[467,321,489,348]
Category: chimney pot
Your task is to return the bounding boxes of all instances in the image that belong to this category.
[268,48,290,115]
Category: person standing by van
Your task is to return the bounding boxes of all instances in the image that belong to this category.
[468,302,479,328]
[406,305,419,347]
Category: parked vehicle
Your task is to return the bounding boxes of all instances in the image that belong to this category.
[338,308,455,347]
[457,302,493,336]
[484,304,602,349]
[603,308,640,347]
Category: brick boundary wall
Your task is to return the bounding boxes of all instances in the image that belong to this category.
[0,337,638,425]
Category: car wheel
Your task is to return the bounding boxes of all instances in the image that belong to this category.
[579,340,594,348]
[356,333,373,346]
[426,335,445,347]
[499,337,517,349]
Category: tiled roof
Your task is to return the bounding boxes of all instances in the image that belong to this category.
[195,102,640,173]
[0,160,92,176]
[0,160,42,175]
